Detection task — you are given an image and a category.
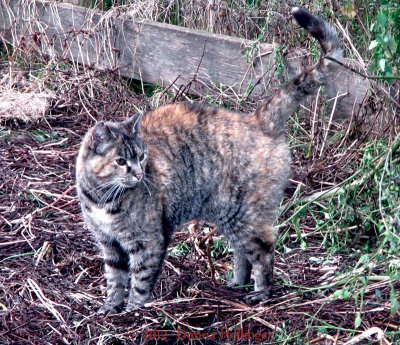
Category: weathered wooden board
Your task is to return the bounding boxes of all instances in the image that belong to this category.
[0,0,275,98]
[0,0,369,118]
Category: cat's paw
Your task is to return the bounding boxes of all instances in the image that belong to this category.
[245,288,272,305]
[226,279,243,288]
[97,302,124,315]
[126,293,151,312]
[125,301,145,312]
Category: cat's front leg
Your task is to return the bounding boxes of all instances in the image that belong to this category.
[125,239,167,312]
[97,238,129,315]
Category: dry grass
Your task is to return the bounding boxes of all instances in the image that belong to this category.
[1,1,400,345]
[0,89,53,121]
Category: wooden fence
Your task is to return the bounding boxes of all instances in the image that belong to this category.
[0,0,368,117]
[0,0,276,99]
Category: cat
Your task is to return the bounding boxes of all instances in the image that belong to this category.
[76,7,342,314]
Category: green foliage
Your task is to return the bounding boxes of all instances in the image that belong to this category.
[103,0,112,11]
[211,237,231,258]
[273,44,285,78]
[368,0,400,79]
[168,242,191,258]
[244,26,267,63]
[28,129,59,142]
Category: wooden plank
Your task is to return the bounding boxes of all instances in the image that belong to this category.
[0,0,368,118]
[0,0,275,98]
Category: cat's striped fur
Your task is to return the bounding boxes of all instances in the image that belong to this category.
[76,7,342,314]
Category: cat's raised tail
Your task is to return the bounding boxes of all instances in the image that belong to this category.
[255,7,343,137]
[291,7,341,58]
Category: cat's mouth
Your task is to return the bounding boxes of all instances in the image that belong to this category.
[119,175,143,188]
[134,173,143,181]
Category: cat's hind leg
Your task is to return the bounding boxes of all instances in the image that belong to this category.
[226,246,252,288]
[225,221,275,304]
[244,224,275,304]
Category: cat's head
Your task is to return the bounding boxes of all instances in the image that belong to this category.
[77,112,147,189]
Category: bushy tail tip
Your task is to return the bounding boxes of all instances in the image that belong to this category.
[292,6,341,58]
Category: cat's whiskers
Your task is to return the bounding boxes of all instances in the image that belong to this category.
[114,184,127,209]
[143,177,159,191]
[100,184,119,208]
[110,185,122,210]
[116,186,126,207]
[89,181,116,194]
[142,179,152,197]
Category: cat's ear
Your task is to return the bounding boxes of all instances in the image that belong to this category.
[89,121,114,154]
[123,112,143,135]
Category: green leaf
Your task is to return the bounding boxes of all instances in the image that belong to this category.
[368,40,379,50]
[393,9,400,23]
[343,289,351,300]
[370,22,376,32]
[377,11,388,28]
[355,313,362,328]
[379,58,386,72]
[318,327,328,334]
[358,254,370,264]
[390,289,400,315]
[384,65,393,76]
[338,193,347,206]
[283,245,293,254]
[386,37,398,55]
[334,289,343,298]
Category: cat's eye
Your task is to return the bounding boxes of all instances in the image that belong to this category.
[116,158,126,166]
[139,153,146,161]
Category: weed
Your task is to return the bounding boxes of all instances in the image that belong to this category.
[168,242,191,259]
[368,0,400,80]
[28,129,59,143]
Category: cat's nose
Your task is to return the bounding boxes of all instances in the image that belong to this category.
[135,173,143,180]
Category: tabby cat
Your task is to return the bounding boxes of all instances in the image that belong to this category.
[76,7,342,314]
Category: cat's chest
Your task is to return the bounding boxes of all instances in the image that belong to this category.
[89,205,114,224]
[84,204,121,235]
